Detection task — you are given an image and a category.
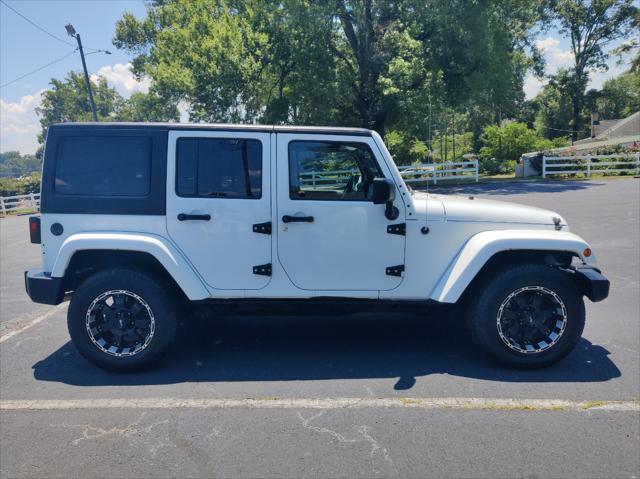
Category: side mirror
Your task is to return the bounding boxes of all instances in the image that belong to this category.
[372,178,396,204]
[371,178,399,220]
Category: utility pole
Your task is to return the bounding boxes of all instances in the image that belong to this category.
[65,24,98,121]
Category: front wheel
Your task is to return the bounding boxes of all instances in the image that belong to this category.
[467,264,585,368]
[67,268,177,372]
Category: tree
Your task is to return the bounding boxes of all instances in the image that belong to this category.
[553,0,638,141]
[533,70,580,140]
[36,72,120,151]
[594,71,640,119]
[36,71,179,155]
[113,0,545,153]
[0,151,41,178]
[114,91,180,122]
[479,122,555,174]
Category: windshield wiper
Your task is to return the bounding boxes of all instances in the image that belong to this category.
[204,191,228,197]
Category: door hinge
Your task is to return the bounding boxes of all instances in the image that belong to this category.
[253,263,272,276]
[253,222,272,235]
[387,223,406,236]
[386,265,405,277]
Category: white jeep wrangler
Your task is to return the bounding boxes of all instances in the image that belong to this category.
[25,123,609,371]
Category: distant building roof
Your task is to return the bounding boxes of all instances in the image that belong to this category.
[574,111,640,147]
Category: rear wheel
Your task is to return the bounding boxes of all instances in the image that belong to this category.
[67,268,177,372]
[467,264,585,368]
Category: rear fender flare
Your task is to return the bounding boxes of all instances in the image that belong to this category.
[51,232,209,300]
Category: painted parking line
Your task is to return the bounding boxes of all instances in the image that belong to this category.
[1,397,638,412]
[0,303,67,344]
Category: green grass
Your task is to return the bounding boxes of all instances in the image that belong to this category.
[0,207,38,217]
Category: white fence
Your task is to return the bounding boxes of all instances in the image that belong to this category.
[398,161,479,184]
[300,160,479,189]
[0,193,40,216]
[542,154,640,178]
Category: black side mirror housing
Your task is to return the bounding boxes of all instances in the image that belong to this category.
[372,178,396,204]
[372,178,399,220]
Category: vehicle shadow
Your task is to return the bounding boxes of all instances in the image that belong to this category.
[32,311,621,389]
[419,179,606,196]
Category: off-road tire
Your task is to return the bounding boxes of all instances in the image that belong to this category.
[67,268,177,372]
[467,264,585,368]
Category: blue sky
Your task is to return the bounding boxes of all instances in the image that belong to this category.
[0,0,635,154]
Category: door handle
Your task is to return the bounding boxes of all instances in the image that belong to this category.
[282,215,314,223]
[177,213,211,221]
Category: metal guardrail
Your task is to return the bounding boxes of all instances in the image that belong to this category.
[299,161,479,188]
[0,193,40,215]
[542,154,640,178]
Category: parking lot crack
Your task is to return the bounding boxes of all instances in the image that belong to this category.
[51,412,169,446]
[296,411,395,470]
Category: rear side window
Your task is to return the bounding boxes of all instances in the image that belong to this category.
[55,136,151,196]
[176,138,262,199]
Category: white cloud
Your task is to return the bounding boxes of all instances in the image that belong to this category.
[0,92,43,153]
[534,35,574,71]
[90,63,151,95]
[535,36,560,51]
[523,74,548,100]
[548,49,574,70]
[177,100,190,123]
[588,62,627,91]
[525,35,575,99]
[527,34,631,99]
[1,63,153,154]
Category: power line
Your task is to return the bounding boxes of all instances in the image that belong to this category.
[0,0,75,47]
[0,0,102,52]
[1,49,77,88]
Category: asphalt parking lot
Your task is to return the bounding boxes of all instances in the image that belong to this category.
[1,178,639,478]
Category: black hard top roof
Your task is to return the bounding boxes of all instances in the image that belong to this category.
[49,122,373,137]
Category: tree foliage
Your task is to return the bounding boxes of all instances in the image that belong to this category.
[552,0,638,140]
[113,0,552,163]
[0,151,41,178]
[17,0,636,172]
[479,122,558,174]
[35,71,179,156]
[594,70,640,119]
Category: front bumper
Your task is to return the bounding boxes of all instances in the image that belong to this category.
[572,265,610,302]
[24,270,65,305]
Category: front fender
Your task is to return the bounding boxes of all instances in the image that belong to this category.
[430,229,595,303]
[51,232,210,300]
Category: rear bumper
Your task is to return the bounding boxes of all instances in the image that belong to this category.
[24,270,65,305]
[572,265,610,302]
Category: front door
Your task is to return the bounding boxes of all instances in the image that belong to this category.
[276,133,405,291]
[166,130,272,290]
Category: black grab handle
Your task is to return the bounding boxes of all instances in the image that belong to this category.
[177,213,211,221]
[282,215,314,223]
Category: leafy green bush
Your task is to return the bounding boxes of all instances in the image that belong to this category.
[384,130,429,166]
[0,174,41,197]
[479,122,558,174]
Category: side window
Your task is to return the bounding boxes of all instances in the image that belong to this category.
[55,136,151,196]
[289,141,383,200]
[176,138,262,199]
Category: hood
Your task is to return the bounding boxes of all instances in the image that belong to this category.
[410,191,568,227]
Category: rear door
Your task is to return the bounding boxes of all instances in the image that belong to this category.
[166,130,271,290]
[276,133,405,291]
